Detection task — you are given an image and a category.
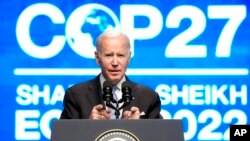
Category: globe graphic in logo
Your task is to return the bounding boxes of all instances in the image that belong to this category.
[81,9,116,43]
[66,4,120,58]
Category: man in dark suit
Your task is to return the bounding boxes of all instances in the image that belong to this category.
[60,30,162,119]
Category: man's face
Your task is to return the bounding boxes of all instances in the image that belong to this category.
[95,35,131,84]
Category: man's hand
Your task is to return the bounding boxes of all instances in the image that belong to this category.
[122,106,140,119]
[89,104,111,120]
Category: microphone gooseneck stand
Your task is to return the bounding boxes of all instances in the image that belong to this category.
[105,100,120,119]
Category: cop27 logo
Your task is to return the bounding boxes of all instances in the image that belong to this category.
[16,3,246,59]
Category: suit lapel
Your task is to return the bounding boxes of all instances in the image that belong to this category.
[87,75,105,106]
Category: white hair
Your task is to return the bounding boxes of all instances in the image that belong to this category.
[95,30,131,53]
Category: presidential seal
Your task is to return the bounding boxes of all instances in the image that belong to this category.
[95,129,140,141]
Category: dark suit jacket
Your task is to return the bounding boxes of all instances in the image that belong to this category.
[60,75,162,119]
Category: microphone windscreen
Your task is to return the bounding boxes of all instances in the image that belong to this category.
[103,81,113,88]
[121,81,131,88]
[121,81,133,104]
[103,80,113,104]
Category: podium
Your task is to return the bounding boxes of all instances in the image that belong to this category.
[51,119,184,141]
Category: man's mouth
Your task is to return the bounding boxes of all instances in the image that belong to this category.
[109,70,120,74]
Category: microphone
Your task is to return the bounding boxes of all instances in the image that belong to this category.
[121,81,133,104]
[102,81,113,105]
[102,80,120,119]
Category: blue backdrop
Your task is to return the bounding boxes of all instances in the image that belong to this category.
[0,0,249,140]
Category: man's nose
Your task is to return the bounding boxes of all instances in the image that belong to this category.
[111,56,118,65]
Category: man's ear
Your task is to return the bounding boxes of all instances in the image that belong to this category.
[95,51,100,65]
[128,51,132,64]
